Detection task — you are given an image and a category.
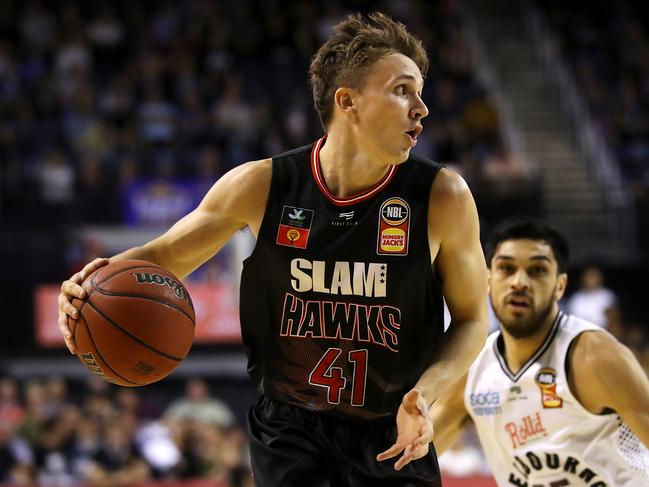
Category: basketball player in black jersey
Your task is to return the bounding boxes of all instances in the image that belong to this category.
[57,12,488,486]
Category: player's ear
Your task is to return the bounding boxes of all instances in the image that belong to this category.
[555,272,568,301]
[334,87,357,118]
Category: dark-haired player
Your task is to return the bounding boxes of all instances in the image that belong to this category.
[432,219,649,486]
[58,12,488,486]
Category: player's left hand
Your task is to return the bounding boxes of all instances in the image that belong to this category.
[376,388,434,470]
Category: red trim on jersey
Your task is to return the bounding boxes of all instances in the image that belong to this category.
[310,136,398,207]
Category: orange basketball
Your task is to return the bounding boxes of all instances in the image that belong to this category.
[70,259,195,386]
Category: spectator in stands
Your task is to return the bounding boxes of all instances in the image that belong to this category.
[163,378,235,429]
[81,390,115,423]
[135,419,182,480]
[18,381,50,447]
[462,88,501,155]
[173,420,248,482]
[566,265,618,328]
[36,151,75,212]
[84,413,150,487]
[42,375,70,419]
[33,416,76,486]
[0,377,24,429]
[0,419,33,485]
[68,415,102,480]
[114,387,161,422]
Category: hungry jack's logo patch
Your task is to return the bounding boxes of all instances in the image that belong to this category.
[276,206,314,249]
[377,198,410,255]
[535,367,563,408]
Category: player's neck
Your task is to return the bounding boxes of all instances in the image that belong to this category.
[318,129,393,198]
[501,306,561,374]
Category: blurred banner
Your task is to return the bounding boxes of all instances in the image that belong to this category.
[122,179,214,226]
[35,283,241,347]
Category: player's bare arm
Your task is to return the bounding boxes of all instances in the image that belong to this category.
[377,169,488,469]
[112,158,271,277]
[416,168,489,401]
[57,159,272,353]
[430,373,470,455]
[570,330,649,448]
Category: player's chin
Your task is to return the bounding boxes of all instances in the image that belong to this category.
[393,147,412,164]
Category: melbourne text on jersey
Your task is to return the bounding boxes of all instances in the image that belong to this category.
[280,259,401,351]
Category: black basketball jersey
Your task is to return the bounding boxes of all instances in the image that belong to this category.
[240,136,445,421]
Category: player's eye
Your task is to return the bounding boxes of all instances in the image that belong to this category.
[395,85,407,95]
[529,267,547,276]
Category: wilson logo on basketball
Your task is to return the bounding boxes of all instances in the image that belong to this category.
[133,272,191,303]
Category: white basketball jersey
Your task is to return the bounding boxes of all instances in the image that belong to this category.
[465,311,649,486]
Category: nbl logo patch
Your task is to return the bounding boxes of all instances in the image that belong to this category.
[276,206,314,249]
[377,198,410,255]
[535,367,563,408]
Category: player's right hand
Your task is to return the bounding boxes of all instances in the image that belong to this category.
[57,257,110,355]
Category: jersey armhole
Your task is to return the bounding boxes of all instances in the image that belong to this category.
[426,167,444,285]
[564,330,615,416]
[241,159,276,266]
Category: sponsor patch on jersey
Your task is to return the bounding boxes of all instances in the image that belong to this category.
[507,385,528,402]
[276,206,314,249]
[469,390,502,416]
[377,197,410,255]
[535,367,563,408]
[330,210,358,227]
[504,412,548,448]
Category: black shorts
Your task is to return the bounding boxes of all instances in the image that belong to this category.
[247,396,441,487]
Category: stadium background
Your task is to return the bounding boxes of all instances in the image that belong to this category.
[0,0,647,485]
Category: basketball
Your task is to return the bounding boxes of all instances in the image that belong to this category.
[70,259,195,386]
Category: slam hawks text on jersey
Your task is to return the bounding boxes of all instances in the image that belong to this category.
[240,136,445,420]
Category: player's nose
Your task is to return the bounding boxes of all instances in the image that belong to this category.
[510,269,531,289]
[411,96,428,120]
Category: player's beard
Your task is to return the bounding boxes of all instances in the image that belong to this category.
[491,294,556,340]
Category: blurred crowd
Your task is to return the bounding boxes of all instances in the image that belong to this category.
[536,0,649,249]
[0,375,251,487]
[0,0,531,228]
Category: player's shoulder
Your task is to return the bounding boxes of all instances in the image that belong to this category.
[201,158,273,225]
[561,313,602,333]
[407,152,444,170]
[426,166,475,230]
[570,325,619,358]
[223,158,273,189]
[272,143,313,162]
[566,316,623,371]
[430,167,471,198]
[203,158,272,210]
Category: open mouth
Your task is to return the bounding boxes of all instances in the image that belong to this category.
[405,130,418,146]
[506,297,531,310]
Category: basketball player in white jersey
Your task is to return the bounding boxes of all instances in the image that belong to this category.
[432,219,649,486]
